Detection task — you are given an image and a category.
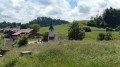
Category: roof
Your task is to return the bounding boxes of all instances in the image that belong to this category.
[12,29,33,36]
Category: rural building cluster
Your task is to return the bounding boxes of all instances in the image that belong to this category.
[0,22,66,57]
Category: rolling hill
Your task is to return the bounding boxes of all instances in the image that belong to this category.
[38,20,119,41]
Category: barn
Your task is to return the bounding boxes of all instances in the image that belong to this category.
[12,29,37,39]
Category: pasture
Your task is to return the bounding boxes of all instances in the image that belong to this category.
[38,20,120,41]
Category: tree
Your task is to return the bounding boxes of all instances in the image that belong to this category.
[29,24,40,31]
[97,33,105,40]
[29,17,69,27]
[18,34,28,47]
[0,21,22,28]
[87,7,120,28]
[20,25,27,29]
[12,22,16,27]
[10,24,13,28]
[68,21,85,40]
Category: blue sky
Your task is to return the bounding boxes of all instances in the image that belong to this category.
[0,0,119,23]
[66,0,77,8]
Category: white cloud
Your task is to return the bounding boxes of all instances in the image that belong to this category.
[0,0,120,23]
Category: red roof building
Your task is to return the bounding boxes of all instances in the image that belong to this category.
[12,29,37,36]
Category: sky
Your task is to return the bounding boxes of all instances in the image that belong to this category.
[0,0,120,23]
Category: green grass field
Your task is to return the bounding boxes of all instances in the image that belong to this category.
[38,20,120,41]
[28,38,40,42]
[0,33,4,50]
[0,38,4,50]
[37,24,70,35]
[0,33,3,35]
[1,40,120,67]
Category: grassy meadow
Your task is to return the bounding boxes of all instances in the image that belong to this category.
[0,38,4,50]
[38,20,120,41]
[1,40,120,67]
[0,20,120,67]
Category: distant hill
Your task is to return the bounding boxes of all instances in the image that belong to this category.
[28,17,69,27]
[37,20,90,35]
[74,20,89,25]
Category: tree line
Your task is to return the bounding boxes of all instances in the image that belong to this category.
[0,21,21,28]
[87,7,120,28]
[0,17,69,28]
[28,17,69,27]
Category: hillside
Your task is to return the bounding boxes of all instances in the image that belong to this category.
[37,20,88,34]
[38,20,119,41]
[1,40,120,67]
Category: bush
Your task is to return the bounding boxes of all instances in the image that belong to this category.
[83,27,91,32]
[68,21,85,40]
[115,26,120,31]
[97,32,113,41]
[115,28,119,31]
[106,27,109,31]
[18,34,28,47]
[97,33,105,40]
[29,24,40,31]
[104,32,113,40]
[106,27,113,31]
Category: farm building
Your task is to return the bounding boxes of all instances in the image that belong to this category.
[12,29,37,39]
[1,28,20,38]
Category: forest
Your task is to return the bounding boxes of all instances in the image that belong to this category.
[28,17,69,27]
[0,21,21,28]
[0,17,69,28]
[87,7,120,28]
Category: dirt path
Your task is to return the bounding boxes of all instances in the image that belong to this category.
[2,39,16,50]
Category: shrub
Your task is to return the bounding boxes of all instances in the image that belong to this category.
[115,28,119,31]
[106,27,114,31]
[29,24,40,31]
[68,22,85,40]
[106,27,109,31]
[104,32,113,40]
[83,27,91,32]
[18,34,28,47]
[115,26,120,31]
[97,32,113,41]
[97,33,105,40]
[109,28,112,31]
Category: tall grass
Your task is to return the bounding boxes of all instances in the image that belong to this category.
[0,37,4,50]
[1,40,120,67]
